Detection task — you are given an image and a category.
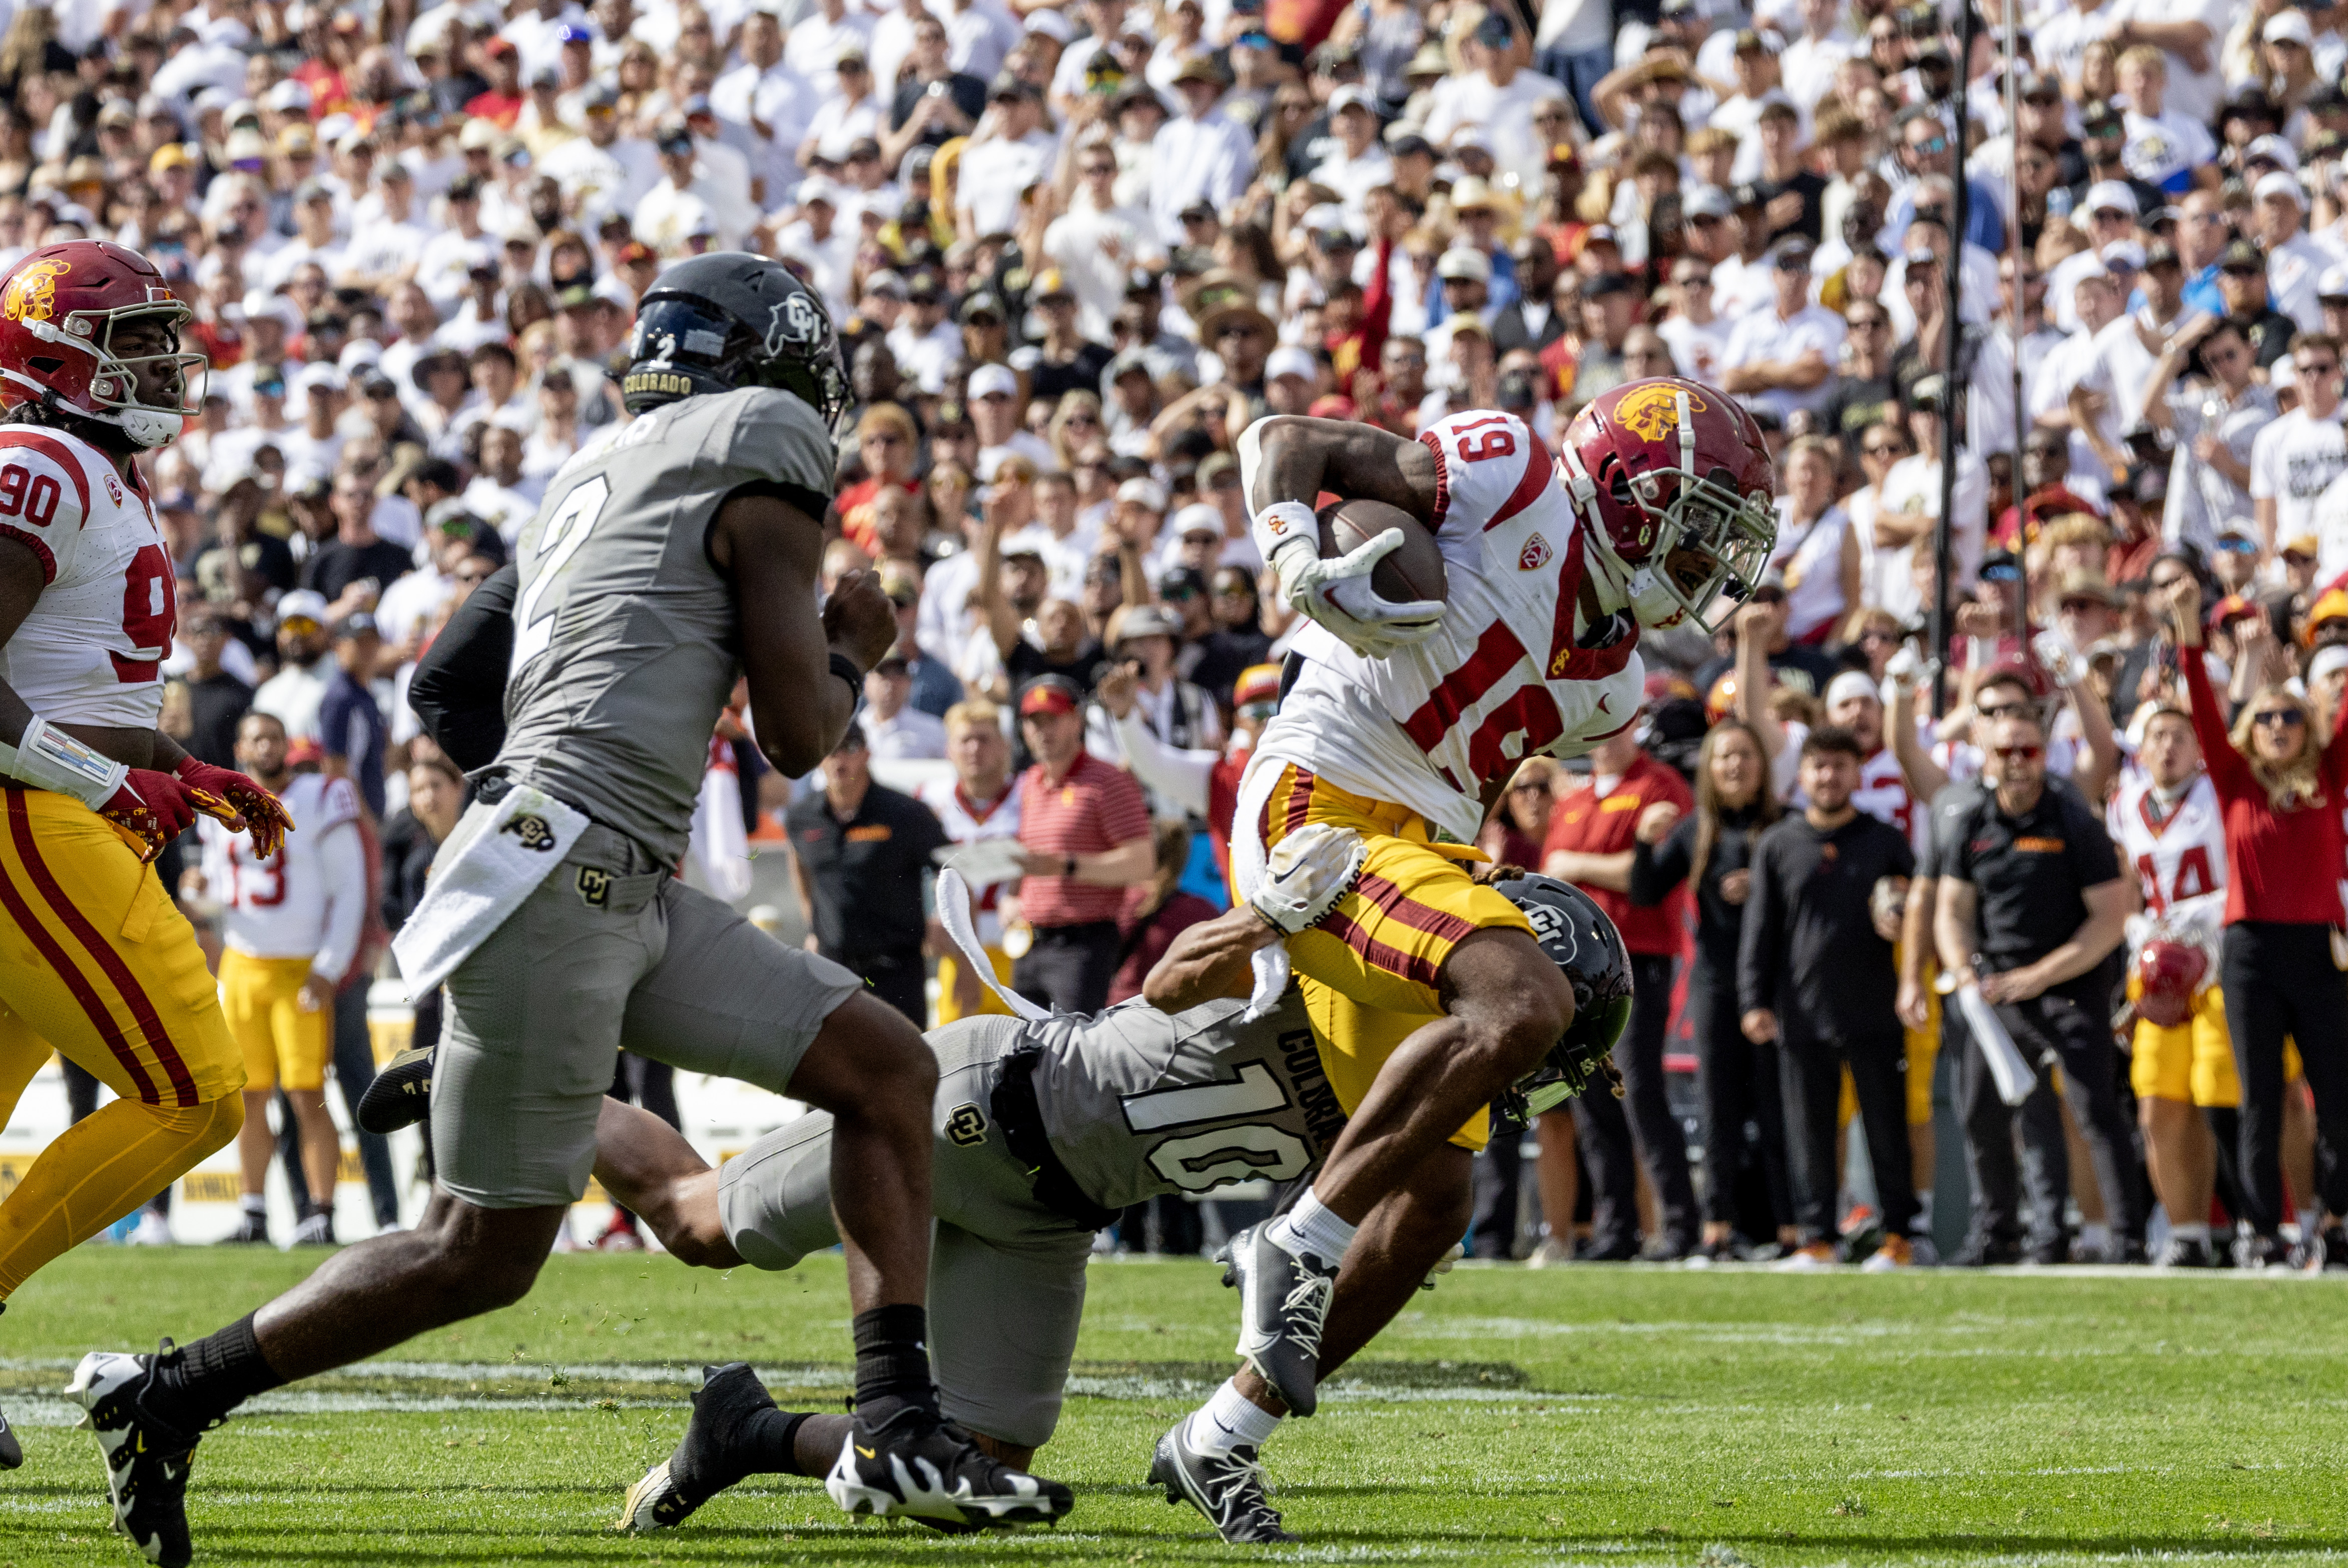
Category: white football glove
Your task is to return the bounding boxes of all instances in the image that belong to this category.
[1249,822,1367,935]
[1419,1240,1465,1291]
[1254,503,1445,658]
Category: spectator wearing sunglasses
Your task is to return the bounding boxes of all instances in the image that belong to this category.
[2136,312,2279,558]
[1885,106,2003,254]
[1933,703,2144,1265]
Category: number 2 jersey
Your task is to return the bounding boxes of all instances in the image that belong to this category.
[2108,768,2226,918]
[495,387,836,865]
[197,772,367,974]
[1253,409,1644,844]
[0,423,177,728]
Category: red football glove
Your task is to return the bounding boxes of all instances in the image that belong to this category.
[174,755,296,861]
[99,769,199,863]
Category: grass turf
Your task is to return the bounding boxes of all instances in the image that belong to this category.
[0,1248,2341,1565]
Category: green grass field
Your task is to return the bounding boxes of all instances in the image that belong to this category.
[0,1248,2342,1566]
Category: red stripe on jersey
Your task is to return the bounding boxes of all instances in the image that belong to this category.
[1354,871,1479,945]
[1401,619,1529,753]
[0,428,92,524]
[1484,448,1558,532]
[1281,767,1318,838]
[8,791,198,1105]
[1320,907,1445,989]
[1415,430,1453,532]
[1545,529,1639,682]
[0,797,162,1103]
[0,523,54,582]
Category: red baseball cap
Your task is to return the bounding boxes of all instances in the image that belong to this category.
[1018,676,1081,717]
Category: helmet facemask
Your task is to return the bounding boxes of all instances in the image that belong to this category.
[78,303,207,448]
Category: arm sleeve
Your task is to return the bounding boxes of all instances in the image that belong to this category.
[1628,813,1695,906]
[1113,708,1217,819]
[309,821,369,982]
[408,562,517,772]
[2181,646,2254,802]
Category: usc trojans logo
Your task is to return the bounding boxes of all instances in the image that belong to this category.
[1,259,69,323]
[1613,383,1707,443]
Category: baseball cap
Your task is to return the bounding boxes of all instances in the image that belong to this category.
[2320,265,2348,301]
[1018,675,1083,716]
[2255,170,2305,207]
[2220,238,2267,272]
[2265,10,2314,46]
[1769,235,1815,269]
[1171,502,1225,537]
[1684,185,1735,219]
[968,362,1018,400]
[959,291,1007,324]
[2246,132,2300,171]
[1233,663,1283,709]
[1265,345,1317,381]
[1116,476,1167,510]
[2083,180,2138,216]
[1436,247,1491,282]
[1329,84,1374,114]
[2306,588,2348,645]
[276,589,330,627]
[2309,644,2348,687]
[1111,603,1184,644]
[330,611,379,641]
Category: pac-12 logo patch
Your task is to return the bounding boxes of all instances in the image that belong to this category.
[1519,533,1551,571]
[1612,383,1707,443]
[945,1103,988,1146]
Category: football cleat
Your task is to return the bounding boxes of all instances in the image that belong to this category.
[2237,1232,2291,1270]
[1148,1419,1297,1544]
[291,1205,335,1248]
[2157,1235,2218,1269]
[66,1345,205,1567]
[1775,1240,1837,1272]
[0,1402,21,1469]
[1859,1235,1915,1272]
[356,1045,433,1135]
[1220,1222,1335,1417]
[221,1210,269,1246]
[824,1403,1071,1527]
[619,1362,775,1531]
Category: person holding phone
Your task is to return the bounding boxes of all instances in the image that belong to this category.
[2137,312,2279,558]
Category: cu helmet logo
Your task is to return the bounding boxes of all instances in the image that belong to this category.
[766,293,828,356]
[1522,900,1576,959]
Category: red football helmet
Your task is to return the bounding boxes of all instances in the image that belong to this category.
[2134,939,2208,1028]
[1558,377,1777,629]
[0,241,204,449]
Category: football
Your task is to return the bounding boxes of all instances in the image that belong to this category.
[1316,498,1448,606]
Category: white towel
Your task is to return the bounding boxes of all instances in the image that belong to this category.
[390,785,591,1001]
[936,868,1051,1023]
[1954,983,2037,1108]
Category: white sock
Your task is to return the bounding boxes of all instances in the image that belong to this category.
[1186,1378,1283,1455]
[2170,1222,2210,1243]
[2079,1222,2111,1254]
[1268,1190,1357,1266]
[1912,1189,1934,1234]
[2297,1206,2321,1240]
[240,1194,267,1216]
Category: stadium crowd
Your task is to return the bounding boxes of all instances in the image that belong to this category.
[28,0,2348,1269]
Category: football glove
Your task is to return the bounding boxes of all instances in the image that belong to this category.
[1255,505,1445,659]
[99,769,199,863]
[174,755,296,861]
[1248,823,1366,935]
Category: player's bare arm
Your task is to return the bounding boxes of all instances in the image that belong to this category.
[1240,416,1449,656]
[1241,415,1442,526]
[1142,903,1282,1010]
[712,495,893,777]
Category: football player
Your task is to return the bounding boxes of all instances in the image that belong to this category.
[603,865,1626,1544]
[0,241,290,1470]
[68,255,1068,1567]
[1203,384,1774,1453]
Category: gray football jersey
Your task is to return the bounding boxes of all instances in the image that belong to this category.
[495,387,835,863]
[1029,988,1346,1212]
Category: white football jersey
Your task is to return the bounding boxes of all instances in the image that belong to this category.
[915,774,1024,946]
[199,773,364,961]
[2108,770,2227,917]
[1253,410,1644,844]
[0,424,178,727]
[1852,746,1925,856]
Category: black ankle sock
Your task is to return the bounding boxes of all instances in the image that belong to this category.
[851,1304,935,1418]
[747,1409,814,1476]
[152,1313,286,1430]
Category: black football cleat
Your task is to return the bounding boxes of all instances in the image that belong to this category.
[1220,1222,1335,1417]
[66,1345,206,1567]
[0,1402,21,1469]
[824,1402,1071,1527]
[618,1362,777,1531]
[357,1045,433,1135]
[2156,1235,2217,1269]
[1148,1419,1297,1543]
[220,1210,268,1246]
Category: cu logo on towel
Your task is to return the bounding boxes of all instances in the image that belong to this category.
[501,814,557,852]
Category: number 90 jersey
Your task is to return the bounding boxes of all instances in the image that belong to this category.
[2108,769,2226,918]
[1257,410,1643,845]
[0,425,177,727]
[1026,987,1346,1211]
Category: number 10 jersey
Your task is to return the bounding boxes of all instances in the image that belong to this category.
[1254,409,1646,845]
[496,386,836,866]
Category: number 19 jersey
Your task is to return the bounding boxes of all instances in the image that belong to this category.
[1254,410,1644,844]
[495,387,836,865]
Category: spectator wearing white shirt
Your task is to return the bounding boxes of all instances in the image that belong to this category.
[1042,141,1165,341]
[2256,335,2348,559]
[1872,377,1989,620]
[1423,13,1569,193]
[863,655,950,759]
[786,0,879,101]
[798,48,887,169]
[1657,250,1736,383]
[957,77,1057,240]
[537,82,663,215]
[1309,86,1393,219]
[2116,45,2217,195]
[1721,236,1846,422]
[1148,57,1258,244]
[1778,0,1856,111]
[635,120,744,254]
[2254,172,2334,331]
[711,9,810,201]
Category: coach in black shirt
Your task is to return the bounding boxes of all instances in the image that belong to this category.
[1739,726,1919,1261]
[1933,706,2144,1263]
[786,724,950,1026]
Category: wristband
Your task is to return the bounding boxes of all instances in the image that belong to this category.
[829,650,864,692]
[1248,500,1319,570]
[0,715,129,809]
[1063,855,1077,878]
